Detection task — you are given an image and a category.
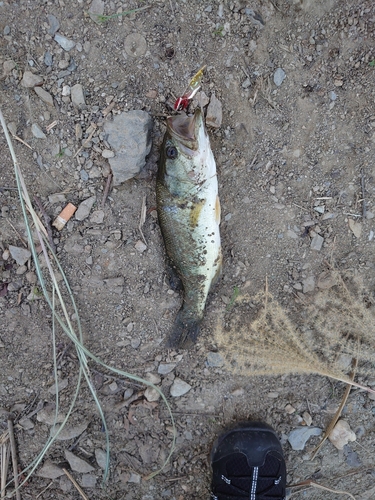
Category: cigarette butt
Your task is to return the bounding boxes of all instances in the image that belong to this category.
[52,203,77,231]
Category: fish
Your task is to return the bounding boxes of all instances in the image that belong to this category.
[156,108,222,348]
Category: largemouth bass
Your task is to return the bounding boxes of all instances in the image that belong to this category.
[156,108,222,348]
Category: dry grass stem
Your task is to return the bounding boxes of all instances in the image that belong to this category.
[139,195,147,245]
[215,271,375,394]
[311,358,357,460]
[1,434,10,499]
[7,420,20,500]
[289,479,356,499]
[62,469,89,500]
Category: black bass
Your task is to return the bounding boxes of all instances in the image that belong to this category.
[156,108,222,348]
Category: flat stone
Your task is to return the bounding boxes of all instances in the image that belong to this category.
[170,377,192,397]
[158,362,176,375]
[288,427,322,451]
[21,71,43,88]
[44,51,53,66]
[90,210,104,224]
[34,86,54,106]
[37,460,64,479]
[50,422,88,441]
[310,234,324,251]
[37,406,65,425]
[31,123,46,139]
[48,378,69,394]
[3,60,16,76]
[65,450,95,473]
[9,245,31,265]
[71,83,86,106]
[302,276,315,293]
[274,68,286,86]
[48,193,66,204]
[286,229,298,239]
[81,474,96,488]
[54,33,75,51]
[348,219,362,238]
[47,14,60,35]
[95,449,107,470]
[206,93,222,128]
[206,352,224,367]
[328,420,356,450]
[104,110,152,185]
[128,473,141,483]
[144,387,160,402]
[135,240,147,253]
[102,149,114,158]
[89,0,105,23]
[75,196,96,220]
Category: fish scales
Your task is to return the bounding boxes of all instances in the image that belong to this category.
[156,109,222,348]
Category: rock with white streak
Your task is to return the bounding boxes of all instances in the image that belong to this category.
[328,420,356,450]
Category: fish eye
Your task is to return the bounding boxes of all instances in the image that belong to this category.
[166,146,178,159]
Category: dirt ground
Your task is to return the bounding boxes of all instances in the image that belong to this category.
[1,0,375,498]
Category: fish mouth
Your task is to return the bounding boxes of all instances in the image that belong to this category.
[167,109,204,154]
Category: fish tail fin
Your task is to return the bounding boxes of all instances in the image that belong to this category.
[166,309,201,349]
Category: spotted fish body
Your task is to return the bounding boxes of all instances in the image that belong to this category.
[156,109,222,348]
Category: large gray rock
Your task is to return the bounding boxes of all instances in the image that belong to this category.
[103,111,152,185]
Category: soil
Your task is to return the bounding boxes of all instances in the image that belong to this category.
[1,0,375,499]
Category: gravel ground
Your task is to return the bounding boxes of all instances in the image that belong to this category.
[1,0,375,499]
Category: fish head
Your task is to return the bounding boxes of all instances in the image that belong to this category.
[161,108,214,184]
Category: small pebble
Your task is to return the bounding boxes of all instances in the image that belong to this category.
[90,210,105,224]
[71,84,86,106]
[9,245,31,265]
[170,378,192,397]
[206,93,222,128]
[31,123,46,139]
[206,352,224,367]
[328,420,356,450]
[34,87,54,106]
[144,387,160,402]
[54,33,75,51]
[95,449,107,469]
[158,362,176,374]
[135,240,147,253]
[310,234,324,251]
[288,427,322,451]
[102,149,115,158]
[21,71,43,88]
[274,68,286,86]
[75,196,96,221]
[65,450,94,473]
[47,14,60,35]
[81,475,96,488]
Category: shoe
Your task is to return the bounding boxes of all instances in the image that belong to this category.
[210,422,286,500]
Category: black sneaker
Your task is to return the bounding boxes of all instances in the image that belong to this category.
[210,422,286,500]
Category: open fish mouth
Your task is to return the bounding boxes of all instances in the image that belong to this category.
[166,109,204,155]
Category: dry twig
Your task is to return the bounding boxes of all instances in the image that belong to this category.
[7,420,20,500]
[101,173,113,208]
[62,468,89,500]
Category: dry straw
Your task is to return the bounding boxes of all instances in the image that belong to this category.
[215,273,375,393]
